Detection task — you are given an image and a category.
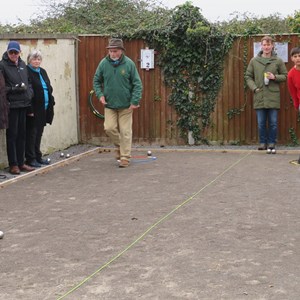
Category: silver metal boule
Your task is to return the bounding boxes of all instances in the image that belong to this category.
[60,152,64,157]
[0,231,4,239]
[66,154,70,158]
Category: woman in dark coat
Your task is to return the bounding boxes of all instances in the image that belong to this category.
[0,70,8,130]
[26,49,55,167]
[0,69,9,180]
[0,41,34,175]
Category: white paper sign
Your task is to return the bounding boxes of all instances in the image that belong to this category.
[141,49,154,69]
[253,42,288,62]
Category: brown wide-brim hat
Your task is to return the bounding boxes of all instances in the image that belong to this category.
[106,38,125,51]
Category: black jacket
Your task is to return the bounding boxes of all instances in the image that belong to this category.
[27,66,55,125]
[0,52,33,109]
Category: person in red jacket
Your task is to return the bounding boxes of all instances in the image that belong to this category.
[288,47,300,111]
[287,46,300,163]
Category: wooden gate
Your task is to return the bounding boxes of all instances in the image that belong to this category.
[77,35,300,146]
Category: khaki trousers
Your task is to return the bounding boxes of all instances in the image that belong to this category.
[104,108,133,161]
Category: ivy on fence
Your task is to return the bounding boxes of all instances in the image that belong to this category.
[130,3,234,143]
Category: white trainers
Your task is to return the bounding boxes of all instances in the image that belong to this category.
[267,146,276,154]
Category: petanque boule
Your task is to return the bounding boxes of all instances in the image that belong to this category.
[47,158,51,163]
[0,231,4,239]
[66,153,70,158]
[60,152,64,158]
[147,150,152,157]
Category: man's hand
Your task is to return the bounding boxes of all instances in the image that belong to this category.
[129,104,140,110]
[99,96,107,105]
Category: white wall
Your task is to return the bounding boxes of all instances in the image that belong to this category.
[0,37,78,167]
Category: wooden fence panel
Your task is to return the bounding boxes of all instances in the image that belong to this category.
[78,35,300,146]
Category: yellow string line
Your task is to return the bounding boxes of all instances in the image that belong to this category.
[56,151,252,299]
[289,160,300,165]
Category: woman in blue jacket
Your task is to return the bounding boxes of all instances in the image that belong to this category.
[25,49,55,167]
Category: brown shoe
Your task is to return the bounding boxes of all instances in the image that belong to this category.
[9,165,20,175]
[119,159,129,168]
[19,164,35,172]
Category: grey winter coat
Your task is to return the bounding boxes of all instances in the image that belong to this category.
[245,51,287,109]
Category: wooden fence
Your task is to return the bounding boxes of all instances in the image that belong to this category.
[78,34,300,146]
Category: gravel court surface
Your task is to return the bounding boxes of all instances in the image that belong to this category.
[0,148,300,300]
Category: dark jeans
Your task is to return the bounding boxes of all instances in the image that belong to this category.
[25,116,44,162]
[255,108,278,145]
[6,107,27,167]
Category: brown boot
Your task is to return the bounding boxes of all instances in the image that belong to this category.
[9,166,20,175]
[19,164,35,172]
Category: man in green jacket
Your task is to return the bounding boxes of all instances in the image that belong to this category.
[93,38,142,167]
[245,36,287,154]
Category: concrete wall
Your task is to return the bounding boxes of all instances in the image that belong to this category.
[0,36,78,168]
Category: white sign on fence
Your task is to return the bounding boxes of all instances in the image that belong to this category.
[140,49,154,70]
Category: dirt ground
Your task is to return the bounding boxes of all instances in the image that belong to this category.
[0,147,300,300]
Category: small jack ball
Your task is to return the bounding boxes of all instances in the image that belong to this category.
[60,152,64,157]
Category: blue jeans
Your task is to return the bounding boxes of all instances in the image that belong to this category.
[255,109,278,145]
